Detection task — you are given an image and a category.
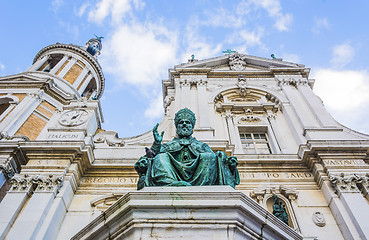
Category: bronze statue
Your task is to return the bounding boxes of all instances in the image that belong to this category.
[272,195,289,225]
[134,108,240,190]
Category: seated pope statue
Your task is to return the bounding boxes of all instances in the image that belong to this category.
[134,108,240,189]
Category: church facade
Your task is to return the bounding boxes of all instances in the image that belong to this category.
[0,38,368,239]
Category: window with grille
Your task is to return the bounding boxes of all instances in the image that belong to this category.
[239,132,272,154]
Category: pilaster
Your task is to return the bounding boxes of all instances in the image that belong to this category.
[49,55,69,75]
[222,110,242,154]
[28,55,49,71]
[329,173,369,239]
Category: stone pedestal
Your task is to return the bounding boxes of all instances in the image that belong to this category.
[72,186,302,240]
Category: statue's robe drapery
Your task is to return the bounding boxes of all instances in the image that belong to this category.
[144,137,239,188]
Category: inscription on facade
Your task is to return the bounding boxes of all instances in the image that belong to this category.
[46,133,83,139]
[322,159,366,166]
[81,177,138,184]
[240,172,313,179]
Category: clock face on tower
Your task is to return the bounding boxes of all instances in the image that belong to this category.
[58,109,89,127]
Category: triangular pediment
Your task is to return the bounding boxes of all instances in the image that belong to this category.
[0,73,49,84]
[175,53,304,72]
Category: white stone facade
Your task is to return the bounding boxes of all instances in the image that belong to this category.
[0,46,368,240]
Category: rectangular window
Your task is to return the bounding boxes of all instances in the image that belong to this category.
[240,132,272,154]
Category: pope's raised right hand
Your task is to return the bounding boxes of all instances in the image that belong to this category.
[153,123,164,143]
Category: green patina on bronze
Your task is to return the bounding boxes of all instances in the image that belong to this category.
[272,195,289,225]
[134,108,240,190]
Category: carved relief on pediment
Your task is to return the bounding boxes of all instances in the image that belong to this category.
[229,52,247,71]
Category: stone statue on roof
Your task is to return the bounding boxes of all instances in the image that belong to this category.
[134,108,240,190]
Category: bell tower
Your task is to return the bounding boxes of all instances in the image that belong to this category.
[27,37,105,100]
[0,37,105,202]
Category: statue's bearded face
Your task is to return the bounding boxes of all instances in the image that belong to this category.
[176,118,194,138]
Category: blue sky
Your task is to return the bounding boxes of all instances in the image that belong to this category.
[1,0,369,137]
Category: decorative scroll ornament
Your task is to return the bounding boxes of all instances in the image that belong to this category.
[312,212,326,227]
[94,131,125,147]
[229,52,246,71]
[329,173,362,194]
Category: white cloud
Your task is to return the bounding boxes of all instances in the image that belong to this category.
[87,0,143,25]
[100,22,178,89]
[51,0,64,13]
[313,69,369,112]
[330,43,355,68]
[239,28,264,46]
[247,0,293,31]
[311,17,329,34]
[57,20,80,40]
[226,27,266,54]
[144,95,164,119]
[77,2,90,17]
[180,19,223,63]
[203,8,245,28]
[0,62,5,72]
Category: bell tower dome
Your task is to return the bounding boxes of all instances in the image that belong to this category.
[26,37,105,100]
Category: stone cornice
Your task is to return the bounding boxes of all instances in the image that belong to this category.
[17,141,94,191]
[72,186,302,240]
[0,73,75,104]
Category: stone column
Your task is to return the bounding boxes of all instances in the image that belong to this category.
[5,174,64,239]
[266,110,282,154]
[0,91,43,135]
[180,80,191,109]
[49,55,69,75]
[0,175,34,239]
[73,68,89,89]
[34,179,74,240]
[223,110,242,154]
[28,55,49,71]
[298,84,337,128]
[77,73,93,95]
[278,77,320,130]
[197,80,210,128]
[280,103,305,145]
[329,173,369,240]
[57,57,77,78]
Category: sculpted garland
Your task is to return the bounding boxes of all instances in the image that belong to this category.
[134,108,240,190]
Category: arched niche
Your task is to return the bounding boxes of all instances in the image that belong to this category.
[250,185,300,232]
